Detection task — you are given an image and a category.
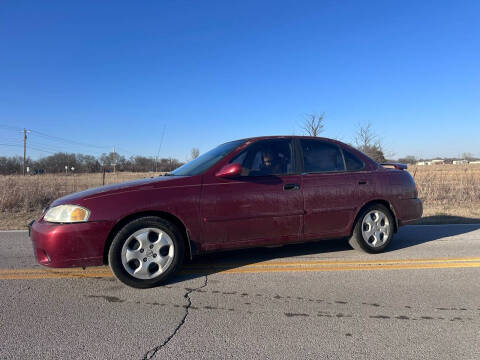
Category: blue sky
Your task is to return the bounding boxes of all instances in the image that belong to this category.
[1,0,479,160]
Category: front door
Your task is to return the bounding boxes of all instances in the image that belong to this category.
[200,138,303,251]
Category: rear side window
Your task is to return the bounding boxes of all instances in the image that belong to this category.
[343,149,364,171]
[300,140,345,173]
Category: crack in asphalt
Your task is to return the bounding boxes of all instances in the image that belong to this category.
[142,275,209,360]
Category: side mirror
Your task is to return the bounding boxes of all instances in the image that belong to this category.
[215,163,242,178]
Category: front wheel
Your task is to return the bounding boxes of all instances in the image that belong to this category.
[108,217,184,288]
[348,204,394,253]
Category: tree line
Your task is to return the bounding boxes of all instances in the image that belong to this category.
[0,152,184,175]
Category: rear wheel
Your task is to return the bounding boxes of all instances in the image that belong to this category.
[349,204,394,253]
[108,216,184,288]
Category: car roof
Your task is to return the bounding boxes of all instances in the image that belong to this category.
[240,135,345,145]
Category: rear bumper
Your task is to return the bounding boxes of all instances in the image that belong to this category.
[396,198,423,226]
[29,220,113,268]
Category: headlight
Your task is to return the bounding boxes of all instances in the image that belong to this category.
[43,205,90,223]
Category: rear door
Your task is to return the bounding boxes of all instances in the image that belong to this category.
[200,138,303,250]
[299,139,361,239]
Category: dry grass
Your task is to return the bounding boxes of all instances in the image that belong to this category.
[1,165,479,229]
[0,172,161,229]
[408,165,480,224]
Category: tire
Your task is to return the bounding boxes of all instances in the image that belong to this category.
[348,203,395,253]
[108,216,185,288]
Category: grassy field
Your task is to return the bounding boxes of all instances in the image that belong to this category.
[1,165,479,229]
[0,172,161,230]
[409,164,480,224]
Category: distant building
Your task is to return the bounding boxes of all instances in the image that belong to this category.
[469,161,480,165]
[453,160,469,165]
[416,159,450,165]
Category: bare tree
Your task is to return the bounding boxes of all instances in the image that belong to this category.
[191,147,200,160]
[302,113,325,137]
[355,123,376,149]
[354,123,386,163]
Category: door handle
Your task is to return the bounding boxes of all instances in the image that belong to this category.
[284,183,300,191]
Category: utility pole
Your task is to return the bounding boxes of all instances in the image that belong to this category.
[22,129,31,176]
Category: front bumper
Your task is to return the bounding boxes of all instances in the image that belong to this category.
[29,220,113,268]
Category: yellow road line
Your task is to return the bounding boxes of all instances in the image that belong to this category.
[1,257,480,280]
[211,262,480,274]
[0,272,113,280]
[186,257,480,268]
[0,267,108,274]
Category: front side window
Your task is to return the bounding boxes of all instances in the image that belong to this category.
[230,139,294,176]
[300,139,345,173]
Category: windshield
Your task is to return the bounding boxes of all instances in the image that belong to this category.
[169,140,245,176]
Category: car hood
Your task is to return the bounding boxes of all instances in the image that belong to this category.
[50,175,188,207]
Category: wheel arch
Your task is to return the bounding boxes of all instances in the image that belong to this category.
[351,199,398,235]
[102,210,194,265]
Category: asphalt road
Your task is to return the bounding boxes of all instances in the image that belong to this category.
[1,225,479,359]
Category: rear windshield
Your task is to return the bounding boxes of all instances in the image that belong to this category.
[169,140,245,176]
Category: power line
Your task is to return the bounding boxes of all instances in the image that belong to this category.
[29,130,136,156]
[0,135,23,141]
[28,141,69,153]
[3,124,111,151]
[0,143,23,147]
[28,146,56,155]
[3,124,139,159]
[3,139,94,155]
[0,142,56,155]
[0,124,23,132]
[28,145,63,154]
[2,123,111,155]
[29,129,110,150]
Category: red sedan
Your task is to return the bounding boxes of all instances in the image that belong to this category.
[30,136,422,288]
